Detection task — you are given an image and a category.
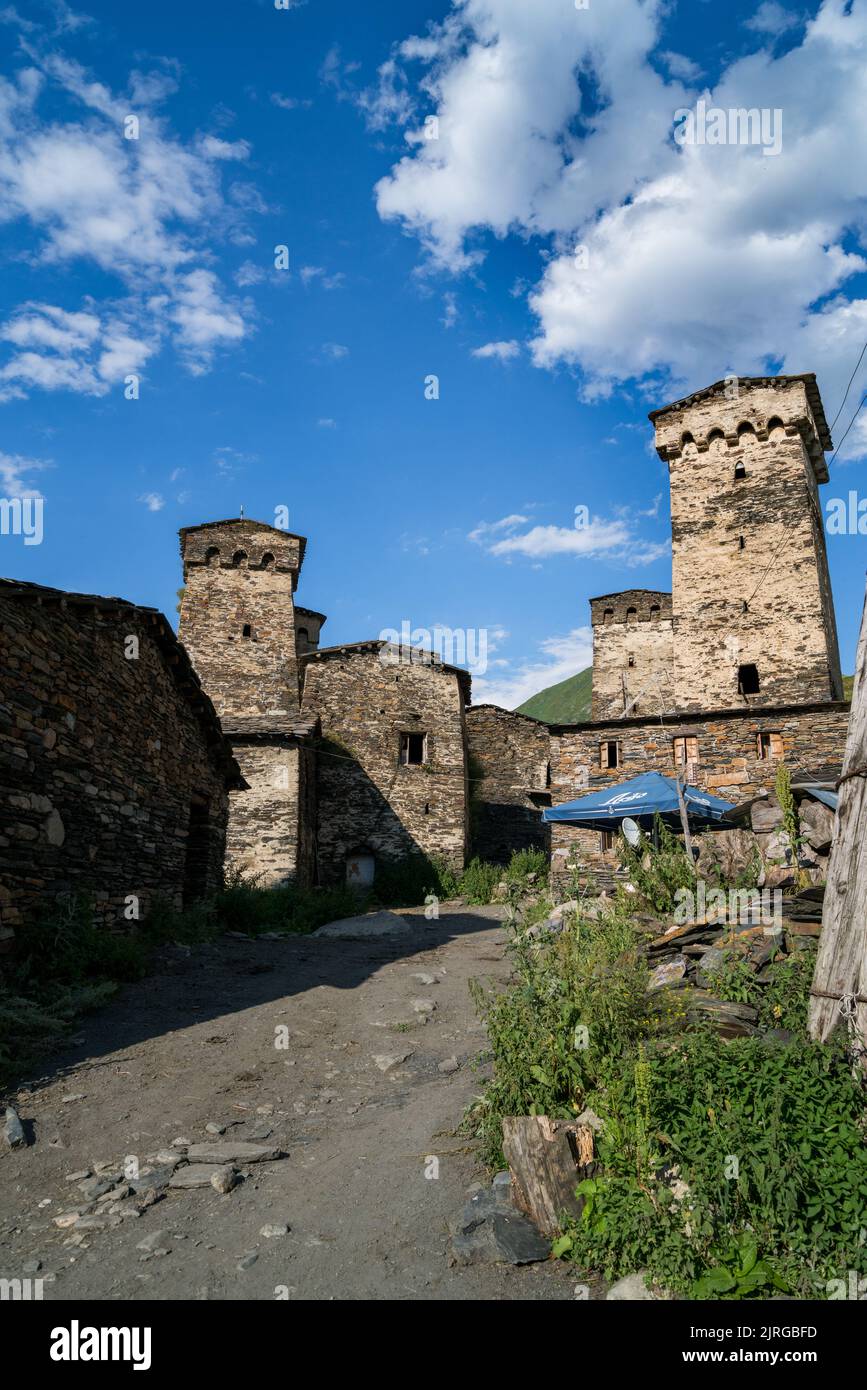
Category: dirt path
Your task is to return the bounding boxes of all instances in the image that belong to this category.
[1,906,580,1301]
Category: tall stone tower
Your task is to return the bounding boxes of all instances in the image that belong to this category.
[650,375,843,712]
[178,519,305,715]
[177,519,317,887]
[590,589,674,719]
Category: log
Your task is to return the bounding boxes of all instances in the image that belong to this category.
[808,583,867,1053]
[502,1115,595,1238]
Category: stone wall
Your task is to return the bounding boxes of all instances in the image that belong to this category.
[0,582,233,938]
[178,519,305,715]
[548,699,849,889]
[465,704,550,863]
[590,590,674,719]
[301,643,469,886]
[651,376,843,711]
[220,716,318,888]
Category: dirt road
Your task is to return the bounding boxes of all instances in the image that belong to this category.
[1,905,579,1301]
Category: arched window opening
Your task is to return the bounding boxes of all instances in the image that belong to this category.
[649,604,660,622]
[767,416,786,442]
[734,459,747,480]
[205,546,220,567]
[260,552,275,570]
[233,549,248,567]
[242,623,252,639]
[603,607,614,625]
[626,606,638,626]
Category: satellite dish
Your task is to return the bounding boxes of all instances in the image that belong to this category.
[622,817,641,846]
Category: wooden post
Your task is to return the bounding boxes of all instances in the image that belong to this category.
[675,768,696,871]
[808,582,867,1053]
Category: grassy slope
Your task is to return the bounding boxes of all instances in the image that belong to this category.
[518,668,855,723]
[517,666,593,723]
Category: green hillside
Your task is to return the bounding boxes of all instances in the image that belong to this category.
[517,666,593,724]
[517,669,855,724]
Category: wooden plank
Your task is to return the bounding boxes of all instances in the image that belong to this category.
[502,1116,595,1238]
[808,583,867,1051]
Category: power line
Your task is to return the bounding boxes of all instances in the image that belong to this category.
[829,340,867,435]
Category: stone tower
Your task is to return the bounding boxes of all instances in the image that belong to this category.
[177,519,317,886]
[178,519,305,715]
[590,589,674,720]
[650,375,843,712]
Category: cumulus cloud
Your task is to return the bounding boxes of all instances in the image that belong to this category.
[469,509,669,566]
[744,3,804,36]
[0,449,50,497]
[365,0,867,455]
[0,40,258,399]
[472,339,520,361]
[138,492,165,512]
[471,627,594,710]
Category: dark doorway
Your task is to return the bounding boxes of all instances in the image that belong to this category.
[738,663,760,695]
[183,797,211,907]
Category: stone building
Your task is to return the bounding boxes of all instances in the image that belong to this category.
[0,371,851,923]
[464,705,552,862]
[0,579,237,940]
[590,590,674,720]
[546,374,850,889]
[177,520,471,888]
[301,643,470,885]
[177,519,318,887]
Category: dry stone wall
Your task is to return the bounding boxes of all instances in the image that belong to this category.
[301,644,469,886]
[0,583,232,936]
[465,705,551,863]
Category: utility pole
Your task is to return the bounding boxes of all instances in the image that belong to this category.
[808,580,867,1059]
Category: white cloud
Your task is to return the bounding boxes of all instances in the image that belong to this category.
[0,44,258,399]
[658,50,703,82]
[472,339,520,361]
[299,265,345,290]
[468,513,529,544]
[0,449,50,497]
[321,341,349,360]
[138,492,165,512]
[317,417,337,428]
[744,3,803,36]
[270,92,312,111]
[471,627,593,711]
[366,0,867,457]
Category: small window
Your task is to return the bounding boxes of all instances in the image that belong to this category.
[738,535,745,550]
[205,546,220,567]
[260,551,275,570]
[242,623,252,639]
[626,606,638,626]
[734,459,747,480]
[529,790,552,808]
[600,830,615,853]
[627,652,635,668]
[738,663,760,695]
[649,604,660,623]
[600,740,619,770]
[400,732,427,766]
[673,735,699,767]
[757,732,783,760]
[603,607,614,625]
[233,549,248,567]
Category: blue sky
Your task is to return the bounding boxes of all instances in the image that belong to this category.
[1,0,865,707]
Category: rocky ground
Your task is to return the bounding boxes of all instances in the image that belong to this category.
[1,905,585,1301]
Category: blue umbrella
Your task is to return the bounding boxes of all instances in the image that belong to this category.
[542,770,735,831]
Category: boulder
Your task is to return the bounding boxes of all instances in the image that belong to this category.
[751,796,784,833]
[449,1188,550,1266]
[798,799,835,855]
